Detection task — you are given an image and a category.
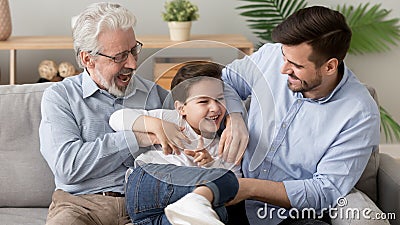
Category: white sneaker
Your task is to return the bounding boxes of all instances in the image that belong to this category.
[164,193,224,225]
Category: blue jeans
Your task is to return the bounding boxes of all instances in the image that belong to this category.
[125,163,239,225]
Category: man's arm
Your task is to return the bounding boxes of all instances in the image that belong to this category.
[109,108,189,154]
[39,87,137,184]
[228,178,291,209]
[218,112,248,164]
[219,53,267,164]
[229,115,380,211]
[219,72,250,164]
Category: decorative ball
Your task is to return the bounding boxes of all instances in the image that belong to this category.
[58,62,77,78]
[38,60,58,80]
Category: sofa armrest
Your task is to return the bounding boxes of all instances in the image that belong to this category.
[378,153,400,225]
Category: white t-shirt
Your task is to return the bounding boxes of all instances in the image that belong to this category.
[109,108,242,177]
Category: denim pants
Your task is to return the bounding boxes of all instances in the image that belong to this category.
[125,163,239,225]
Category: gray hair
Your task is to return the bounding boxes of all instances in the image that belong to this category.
[73,2,137,68]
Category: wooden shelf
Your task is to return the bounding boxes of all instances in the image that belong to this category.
[0,36,73,50]
[138,34,254,54]
[0,34,254,84]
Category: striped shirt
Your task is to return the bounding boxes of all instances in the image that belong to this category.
[39,70,170,194]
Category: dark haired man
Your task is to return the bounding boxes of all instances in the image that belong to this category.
[224,6,380,225]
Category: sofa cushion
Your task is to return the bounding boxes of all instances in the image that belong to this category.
[0,208,48,225]
[378,153,400,225]
[0,82,54,207]
[355,148,379,203]
[331,188,389,225]
[354,86,380,203]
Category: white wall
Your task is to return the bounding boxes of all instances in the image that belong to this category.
[1,0,399,141]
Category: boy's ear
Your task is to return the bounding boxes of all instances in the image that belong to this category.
[174,101,186,116]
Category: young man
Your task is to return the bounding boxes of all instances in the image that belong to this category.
[39,3,247,224]
[223,6,380,225]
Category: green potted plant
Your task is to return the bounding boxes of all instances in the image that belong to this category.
[237,0,400,143]
[162,0,199,41]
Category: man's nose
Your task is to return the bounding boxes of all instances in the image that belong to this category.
[124,53,138,70]
[280,61,292,74]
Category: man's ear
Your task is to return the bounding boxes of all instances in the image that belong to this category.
[325,58,339,76]
[174,101,186,116]
[81,51,94,68]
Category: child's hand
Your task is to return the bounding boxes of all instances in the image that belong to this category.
[184,135,214,166]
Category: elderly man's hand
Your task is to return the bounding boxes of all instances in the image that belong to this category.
[133,131,160,148]
[218,112,249,165]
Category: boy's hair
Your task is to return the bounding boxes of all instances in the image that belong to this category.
[171,61,224,102]
[271,6,352,67]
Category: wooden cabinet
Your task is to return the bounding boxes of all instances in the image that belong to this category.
[0,34,253,84]
[154,57,211,90]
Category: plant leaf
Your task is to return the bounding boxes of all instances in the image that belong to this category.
[236,0,307,43]
[380,106,400,143]
[336,3,400,55]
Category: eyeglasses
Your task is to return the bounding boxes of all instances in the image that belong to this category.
[95,41,143,63]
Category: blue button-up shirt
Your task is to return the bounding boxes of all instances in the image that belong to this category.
[222,43,380,224]
[39,71,171,194]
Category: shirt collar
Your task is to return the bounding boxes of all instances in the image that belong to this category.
[82,70,100,99]
[82,69,149,99]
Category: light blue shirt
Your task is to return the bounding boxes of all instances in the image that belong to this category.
[222,43,380,224]
[39,70,171,194]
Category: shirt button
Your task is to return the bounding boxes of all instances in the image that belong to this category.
[270,146,276,151]
[282,123,286,128]
[297,99,302,103]
[263,169,267,172]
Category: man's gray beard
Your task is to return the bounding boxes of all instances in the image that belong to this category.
[97,70,134,97]
[108,83,127,97]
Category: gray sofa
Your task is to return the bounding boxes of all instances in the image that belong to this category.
[0,82,399,225]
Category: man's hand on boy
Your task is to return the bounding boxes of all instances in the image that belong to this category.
[133,132,160,147]
[218,112,249,165]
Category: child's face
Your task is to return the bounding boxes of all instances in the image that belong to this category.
[178,78,226,137]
